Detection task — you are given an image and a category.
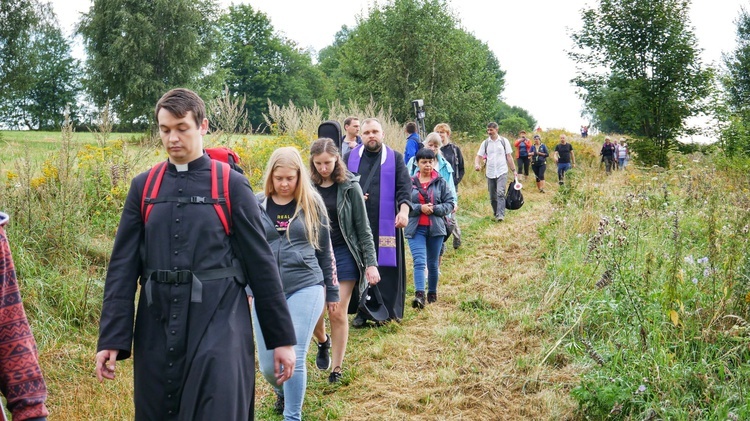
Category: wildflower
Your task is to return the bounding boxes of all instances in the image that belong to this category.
[684,255,694,265]
[636,384,647,394]
[6,171,18,181]
[697,257,708,265]
[691,278,698,285]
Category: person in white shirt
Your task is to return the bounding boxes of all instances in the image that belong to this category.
[473,122,516,222]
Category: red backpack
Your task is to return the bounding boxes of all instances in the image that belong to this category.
[140,147,242,235]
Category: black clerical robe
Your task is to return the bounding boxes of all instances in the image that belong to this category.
[97,154,295,420]
[346,146,411,321]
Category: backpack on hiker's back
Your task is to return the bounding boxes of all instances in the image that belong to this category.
[141,147,245,236]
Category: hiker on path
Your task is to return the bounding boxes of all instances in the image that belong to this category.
[95,88,296,420]
[553,134,575,186]
[436,122,464,249]
[616,139,629,169]
[254,147,338,419]
[344,118,412,327]
[403,121,422,165]
[474,122,517,222]
[405,148,455,308]
[529,134,549,193]
[340,116,362,156]
[514,130,532,181]
[308,138,380,384]
[600,137,616,175]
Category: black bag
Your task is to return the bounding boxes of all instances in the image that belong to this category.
[318,120,342,151]
[358,284,389,321]
[443,215,456,242]
[505,178,524,210]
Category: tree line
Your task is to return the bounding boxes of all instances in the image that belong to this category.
[0,0,535,134]
[3,0,750,164]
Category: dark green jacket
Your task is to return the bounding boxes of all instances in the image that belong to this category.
[335,172,378,307]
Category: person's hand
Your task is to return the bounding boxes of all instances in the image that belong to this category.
[365,266,380,285]
[363,193,369,201]
[474,164,480,171]
[95,349,118,382]
[273,345,295,385]
[395,209,409,228]
[453,203,459,213]
[421,203,434,215]
[326,301,339,314]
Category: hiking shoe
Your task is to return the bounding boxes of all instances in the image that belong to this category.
[329,366,343,383]
[427,292,437,304]
[412,291,425,309]
[539,189,545,193]
[495,216,504,222]
[316,334,331,370]
[352,312,367,328]
[274,393,284,414]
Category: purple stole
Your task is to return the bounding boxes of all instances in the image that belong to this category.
[348,145,398,267]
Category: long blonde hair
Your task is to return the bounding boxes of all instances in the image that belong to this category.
[263,147,326,250]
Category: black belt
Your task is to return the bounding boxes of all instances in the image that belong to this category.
[141,265,244,306]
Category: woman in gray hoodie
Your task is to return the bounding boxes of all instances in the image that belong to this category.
[254,147,339,420]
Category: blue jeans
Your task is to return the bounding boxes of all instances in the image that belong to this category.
[407,225,443,293]
[253,285,325,421]
[557,162,572,184]
[618,158,626,169]
[486,173,508,219]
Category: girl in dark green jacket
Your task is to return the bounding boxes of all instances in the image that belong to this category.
[309,138,380,383]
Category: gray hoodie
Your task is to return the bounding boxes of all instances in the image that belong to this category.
[256,194,339,303]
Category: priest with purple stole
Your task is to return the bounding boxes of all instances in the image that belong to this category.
[345,118,411,326]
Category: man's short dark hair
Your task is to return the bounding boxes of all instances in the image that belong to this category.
[415,147,436,161]
[344,116,359,127]
[155,88,206,127]
[406,122,418,134]
[487,122,499,130]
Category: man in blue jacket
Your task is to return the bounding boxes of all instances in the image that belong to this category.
[403,121,421,164]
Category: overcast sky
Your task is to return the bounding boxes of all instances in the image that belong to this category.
[52,0,748,134]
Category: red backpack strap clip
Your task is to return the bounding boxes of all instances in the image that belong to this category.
[211,160,232,235]
[141,161,168,224]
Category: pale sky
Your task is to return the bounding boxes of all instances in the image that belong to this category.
[52,0,748,134]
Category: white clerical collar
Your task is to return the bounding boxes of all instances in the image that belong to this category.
[175,163,189,172]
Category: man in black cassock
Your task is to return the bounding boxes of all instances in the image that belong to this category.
[345,118,411,326]
[94,88,296,420]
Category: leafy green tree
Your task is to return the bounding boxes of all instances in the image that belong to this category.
[570,0,712,167]
[216,4,331,130]
[0,1,79,129]
[720,7,750,157]
[495,102,536,131]
[331,0,505,134]
[0,0,38,109]
[78,0,221,128]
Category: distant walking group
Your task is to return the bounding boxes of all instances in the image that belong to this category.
[600,136,629,174]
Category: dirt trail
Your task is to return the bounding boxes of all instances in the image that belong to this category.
[328,176,580,420]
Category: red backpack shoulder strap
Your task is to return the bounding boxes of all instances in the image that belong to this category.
[141,161,168,223]
[210,160,232,235]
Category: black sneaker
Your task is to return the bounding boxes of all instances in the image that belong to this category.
[274,393,284,414]
[412,291,425,309]
[316,334,331,370]
[328,366,343,383]
[427,292,437,304]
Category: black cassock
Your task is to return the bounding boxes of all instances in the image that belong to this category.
[346,147,411,321]
[97,155,295,420]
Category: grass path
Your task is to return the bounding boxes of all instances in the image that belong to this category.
[257,166,582,420]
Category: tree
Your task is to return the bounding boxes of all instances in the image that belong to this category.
[0,1,79,129]
[720,7,750,157]
[331,0,505,134]
[0,0,38,110]
[215,4,331,131]
[495,102,537,132]
[78,0,221,128]
[570,0,712,167]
